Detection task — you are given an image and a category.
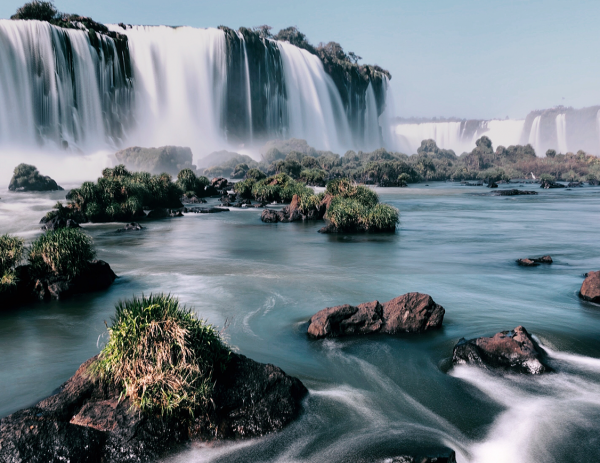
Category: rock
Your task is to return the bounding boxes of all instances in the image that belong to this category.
[8,164,63,192]
[492,189,538,196]
[451,326,549,374]
[567,181,583,187]
[40,216,80,231]
[261,209,280,223]
[516,258,539,267]
[0,352,307,462]
[531,255,553,264]
[181,195,206,204]
[589,179,599,186]
[540,180,565,189]
[116,222,143,232]
[389,451,456,463]
[579,271,600,303]
[487,181,498,188]
[114,146,196,176]
[307,292,445,339]
[211,177,228,190]
[146,208,169,219]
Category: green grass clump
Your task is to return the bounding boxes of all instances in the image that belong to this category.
[251,173,313,203]
[297,191,324,214]
[0,234,24,292]
[95,294,230,417]
[233,178,256,199]
[28,228,95,279]
[176,169,209,196]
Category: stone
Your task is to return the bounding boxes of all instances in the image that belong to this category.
[580,271,600,303]
[116,222,143,232]
[531,255,553,264]
[211,177,228,190]
[8,164,63,192]
[540,180,565,189]
[261,209,280,223]
[0,352,307,462]
[452,326,549,374]
[516,258,539,267]
[492,189,538,196]
[307,292,445,339]
[40,216,80,231]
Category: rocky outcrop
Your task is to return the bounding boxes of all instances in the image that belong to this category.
[146,208,182,219]
[40,216,80,231]
[2,260,116,309]
[579,271,600,303]
[260,194,326,223]
[452,326,549,374]
[516,255,552,266]
[211,177,229,190]
[540,180,565,189]
[8,164,63,192]
[114,146,196,176]
[0,353,307,462]
[307,292,445,339]
[116,222,143,232]
[492,189,538,196]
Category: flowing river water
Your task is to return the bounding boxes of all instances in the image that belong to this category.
[1,183,599,463]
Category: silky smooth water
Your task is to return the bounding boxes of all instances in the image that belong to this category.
[1,184,600,463]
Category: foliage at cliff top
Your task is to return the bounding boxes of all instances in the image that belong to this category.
[57,165,187,223]
[94,294,230,417]
[0,234,25,291]
[9,164,63,192]
[28,228,95,279]
[324,179,399,232]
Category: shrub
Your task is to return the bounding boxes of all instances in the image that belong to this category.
[0,234,24,291]
[300,168,327,186]
[297,191,324,214]
[365,203,400,230]
[176,169,209,196]
[28,228,95,279]
[233,178,256,199]
[245,168,266,181]
[540,173,555,182]
[326,197,369,231]
[325,179,378,207]
[8,163,62,192]
[94,294,230,417]
[11,1,58,21]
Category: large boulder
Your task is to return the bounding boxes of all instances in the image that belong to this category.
[9,164,63,192]
[307,292,445,339]
[452,326,549,374]
[580,271,600,303]
[0,353,307,462]
[114,146,195,176]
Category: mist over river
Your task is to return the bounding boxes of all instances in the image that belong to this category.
[1,183,600,463]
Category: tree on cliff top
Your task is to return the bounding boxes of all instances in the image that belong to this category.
[11,1,58,21]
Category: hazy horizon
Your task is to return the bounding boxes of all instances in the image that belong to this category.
[2,0,599,121]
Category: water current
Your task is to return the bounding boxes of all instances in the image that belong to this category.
[1,183,599,462]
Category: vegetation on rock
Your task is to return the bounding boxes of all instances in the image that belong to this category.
[114,146,197,176]
[9,164,63,192]
[0,235,25,291]
[94,294,230,417]
[28,228,95,279]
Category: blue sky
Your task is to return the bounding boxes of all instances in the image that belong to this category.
[2,0,599,120]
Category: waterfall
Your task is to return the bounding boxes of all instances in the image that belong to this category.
[394,121,465,154]
[527,115,542,155]
[0,19,132,150]
[555,114,567,153]
[276,40,352,153]
[0,20,391,158]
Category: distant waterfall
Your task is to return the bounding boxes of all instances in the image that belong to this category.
[527,115,542,154]
[555,114,567,153]
[0,19,132,150]
[0,19,389,155]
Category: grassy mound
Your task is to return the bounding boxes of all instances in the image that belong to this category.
[324,179,399,232]
[234,173,314,203]
[95,294,230,417]
[29,228,95,279]
[0,234,24,291]
[9,163,63,192]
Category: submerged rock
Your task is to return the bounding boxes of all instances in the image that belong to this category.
[540,180,565,189]
[307,292,445,339]
[0,353,307,462]
[580,271,600,303]
[40,216,80,231]
[116,222,143,232]
[516,255,552,266]
[389,451,456,463]
[452,326,549,374]
[492,189,538,196]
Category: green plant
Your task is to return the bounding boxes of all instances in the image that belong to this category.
[540,173,555,182]
[176,169,209,196]
[326,197,369,231]
[11,1,58,21]
[366,203,400,230]
[28,228,95,279]
[233,178,256,199]
[94,294,230,417]
[0,234,24,291]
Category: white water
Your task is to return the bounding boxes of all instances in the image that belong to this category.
[394,121,466,154]
[527,115,542,155]
[555,114,568,153]
[276,41,353,154]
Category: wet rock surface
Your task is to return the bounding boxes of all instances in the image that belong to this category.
[40,216,80,231]
[492,189,538,196]
[516,255,552,266]
[580,271,600,303]
[452,325,549,374]
[0,353,307,462]
[116,222,143,232]
[307,292,445,339]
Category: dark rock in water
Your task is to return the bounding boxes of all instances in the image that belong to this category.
[516,258,539,267]
[589,179,599,186]
[452,325,549,374]
[185,207,230,214]
[531,255,553,264]
[487,181,498,188]
[181,195,207,204]
[540,180,565,189]
[9,163,63,192]
[567,181,583,187]
[307,292,445,339]
[211,177,228,190]
[116,222,143,232]
[40,216,80,231]
[492,189,538,196]
[147,208,182,219]
[0,352,307,462]
[389,451,456,463]
[461,180,483,186]
[579,270,600,303]
[261,209,280,223]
